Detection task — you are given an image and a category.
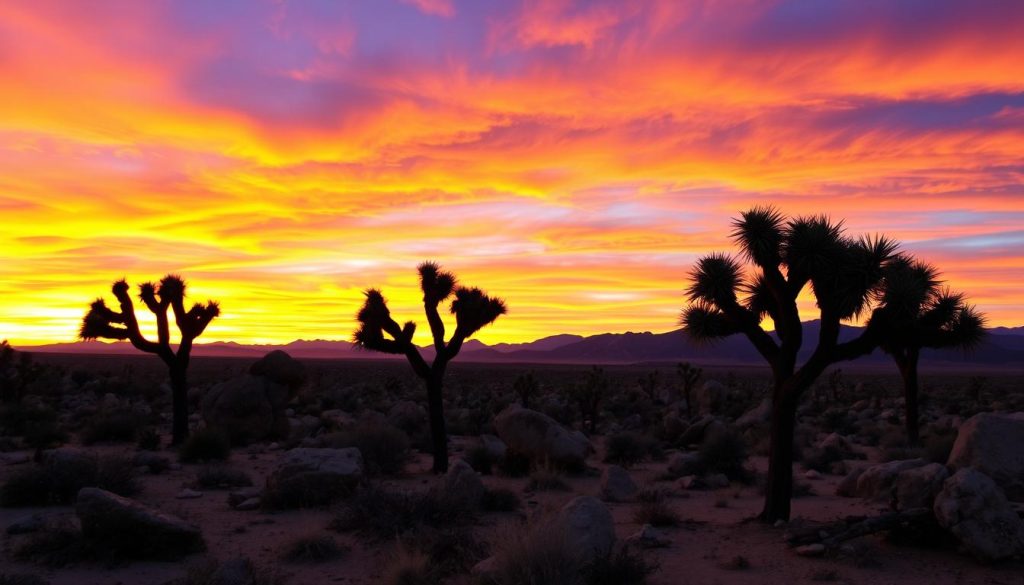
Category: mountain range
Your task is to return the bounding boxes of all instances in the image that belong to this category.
[18,323,1024,367]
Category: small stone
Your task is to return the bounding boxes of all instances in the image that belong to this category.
[235,497,261,511]
[6,514,44,535]
[176,489,203,499]
[628,523,671,548]
[804,470,822,480]
[795,544,826,556]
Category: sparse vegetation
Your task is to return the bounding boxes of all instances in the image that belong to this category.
[178,427,231,463]
[193,466,253,489]
[1,454,138,507]
[320,423,409,475]
[281,533,348,563]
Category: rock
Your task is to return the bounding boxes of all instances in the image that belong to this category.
[600,465,638,502]
[2,452,31,465]
[947,412,1024,501]
[441,459,485,505]
[667,452,702,477]
[201,375,291,444]
[804,470,822,480]
[553,496,615,563]
[836,466,867,497]
[320,409,355,429]
[176,489,203,499]
[695,380,729,415]
[479,434,507,460]
[678,416,714,445]
[387,400,428,437]
[208,557,257,585]
[76,487,204,559]
[855,459,928,502]
[234,498,261,511]
[704,473,730,489]
[265,447,363,507]
[628,524,671,548]
[6,514,44,535]
[894,463,950,510]
[228,487,263,508]
[248,350,306,390]
[934,468,1024,561]
[132,452,171,473]
[795,544,826,557]
[819,432,856,457]
[734,397,772,430]
[493,406,592,469]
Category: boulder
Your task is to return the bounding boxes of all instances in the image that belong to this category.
[201,375,291,444]
[265,448,363,507]
[479,434,507,461]
[947,412,1024,501]
[553,496,615,563]
[934,468,1024,561]
[493,406,592,468]
[734,397,772,429]
[248,350,305,390]
[695,380,729,415]
[441,459,485,506]
[76,487,204,559]
[627,524,671,549]
[678,416,714,445]
[894,463,950,511]
[667,452,702,477]
[600,465,638,502]
[855,459,928,502]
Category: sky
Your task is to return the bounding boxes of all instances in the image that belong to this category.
[1,0,1022,347]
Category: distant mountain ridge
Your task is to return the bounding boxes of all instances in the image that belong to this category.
[18,322,1024,367]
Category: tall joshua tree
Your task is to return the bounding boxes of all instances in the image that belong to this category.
[354,262,506,473]
[682,207,898,522]
[877,258,986,446]
[79,275,220,445]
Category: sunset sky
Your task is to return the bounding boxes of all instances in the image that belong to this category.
[1,0,1022,346]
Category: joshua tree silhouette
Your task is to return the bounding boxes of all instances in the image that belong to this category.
[681,206,898,522]
[876,257,986,446]
[353,262,506,473]
[79,275,220,445]
[676,361,702,417]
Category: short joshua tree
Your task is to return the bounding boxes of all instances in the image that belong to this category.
[877,257,985,446]
[676,362,702,417]
[353,262,506,473]
[79,275,220,445]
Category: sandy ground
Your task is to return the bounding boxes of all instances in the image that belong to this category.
[1,438,1022,585]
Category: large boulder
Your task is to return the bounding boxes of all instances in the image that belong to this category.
[387,400,428,437]
[265,448,362,507]
[855,459,928,502]
[734,397,772,430]
[600,465,638,502]
[894,463,950,510]
[493,406,592,468]
[947,412,1024,501]
[76,487,204,559]
[553,496,615,563]
[933,469,1024,561]
[248,350,306,390]
[201,375,291,444]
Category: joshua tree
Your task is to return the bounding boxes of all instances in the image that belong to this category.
[876,258,985,446]
[573,366,608,434]
[79,276,220,445]
[638,371,660,403]
[676,362,702,417]
[681,207,898,522]
[514,372,538,409]
[353,262,506,473]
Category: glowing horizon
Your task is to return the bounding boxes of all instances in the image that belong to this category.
[2,1,1022,347]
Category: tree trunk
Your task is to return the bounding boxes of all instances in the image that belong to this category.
[760,389,798,523]
[426,375,448,474]
[170,366,189,446]
[899,349,921,447]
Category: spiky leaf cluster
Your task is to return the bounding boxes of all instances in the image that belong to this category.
[451,287,507,337]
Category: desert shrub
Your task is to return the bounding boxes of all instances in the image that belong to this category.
[0,404,57,437]
[583,546,657,585]
[481,487,520,512]
[482,522,580,585]
[281,534,347,563]
[698,430,750,481]
[383,544,430,585]
[465,444,495,475]
[633,500,680,527]
[23,422,68,450]
[821,408,856,435]
[194,466,253,489]
[1,455,137,507]
[182,558,284,585]
[81,410,139,444]
[11,517,84,567]
[320,423,409,475]
[331,484,477,541]
[526,461,570,492]
[400,525,488,578]
[604,432,661,467]
[179,428,231,463]
[137,427,161,451]
[803,444,850,473]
